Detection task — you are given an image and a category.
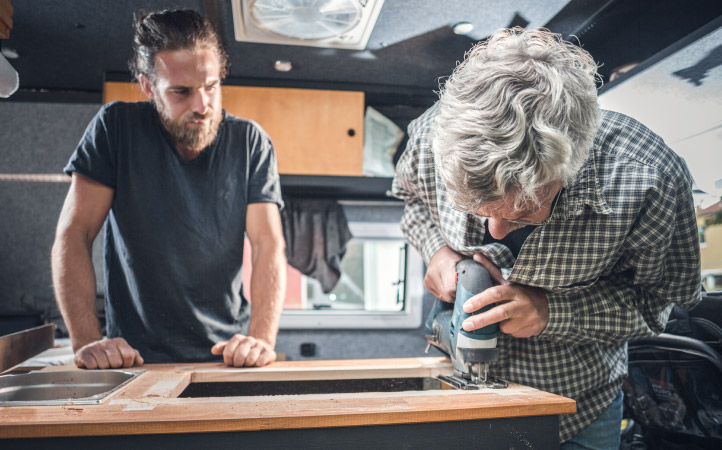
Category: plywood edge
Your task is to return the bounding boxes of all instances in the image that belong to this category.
[190,357,452,383]
[115,370,191,400]
[0,324,54,373]
[192,356,450,370]
[0,397,576,439]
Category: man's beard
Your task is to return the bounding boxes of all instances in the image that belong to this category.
[153,98,221,153]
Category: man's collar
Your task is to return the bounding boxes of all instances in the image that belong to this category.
[556,148,613,219]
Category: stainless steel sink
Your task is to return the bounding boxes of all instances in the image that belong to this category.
[0,369,142,406]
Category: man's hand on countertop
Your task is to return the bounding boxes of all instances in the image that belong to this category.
[212,334,277,367]
[75,337,144,369]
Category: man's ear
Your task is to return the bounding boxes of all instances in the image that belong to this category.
[139,74,154,100]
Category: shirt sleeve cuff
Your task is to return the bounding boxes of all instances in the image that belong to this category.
[539,290,575,338]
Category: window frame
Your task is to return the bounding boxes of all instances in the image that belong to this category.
[278,221,424,329]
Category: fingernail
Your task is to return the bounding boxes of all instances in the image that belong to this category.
[462,302,472,313]
[462,320,472,330]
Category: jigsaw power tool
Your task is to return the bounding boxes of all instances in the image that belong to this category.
[425,259,507,389]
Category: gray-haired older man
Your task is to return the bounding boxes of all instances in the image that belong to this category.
[392,28,701,449]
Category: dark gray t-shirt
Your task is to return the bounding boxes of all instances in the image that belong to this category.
[65,101,283,363]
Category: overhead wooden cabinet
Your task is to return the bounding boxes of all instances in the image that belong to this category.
[104,81,365,176]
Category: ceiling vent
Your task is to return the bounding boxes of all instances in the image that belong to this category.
[231,0,385,50]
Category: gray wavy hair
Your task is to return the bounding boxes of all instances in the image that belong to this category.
[433,28,601,212]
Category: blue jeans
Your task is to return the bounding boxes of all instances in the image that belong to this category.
[561,390,623,450]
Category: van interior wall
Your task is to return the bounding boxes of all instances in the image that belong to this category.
[0,101,103,337]
[0,100,441,361]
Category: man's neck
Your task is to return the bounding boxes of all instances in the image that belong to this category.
[175,143,204,161]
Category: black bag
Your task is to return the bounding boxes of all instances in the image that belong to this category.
[622,290,722,450]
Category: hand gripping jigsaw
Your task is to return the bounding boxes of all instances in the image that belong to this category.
[425,259,507,389]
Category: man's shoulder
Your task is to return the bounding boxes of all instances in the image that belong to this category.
[97,100,155,126]
[408,102,440,136]
[222,111,259,128]
[597,109,658,144]
[102,100,153,115]
[221,112,270,138]
[595,110,689,181]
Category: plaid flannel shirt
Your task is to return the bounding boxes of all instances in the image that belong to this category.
[392,105,702,442]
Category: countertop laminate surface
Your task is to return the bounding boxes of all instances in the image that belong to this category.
[0,357,576,439]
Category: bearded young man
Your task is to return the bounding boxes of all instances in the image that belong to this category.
[52,9,286,369]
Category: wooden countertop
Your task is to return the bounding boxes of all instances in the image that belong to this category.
[0,357,575,439]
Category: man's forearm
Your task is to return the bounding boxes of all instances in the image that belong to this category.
[248,241,286,348]
[51,231,102,352]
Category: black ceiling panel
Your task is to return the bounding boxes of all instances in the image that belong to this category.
[2,0,721,100]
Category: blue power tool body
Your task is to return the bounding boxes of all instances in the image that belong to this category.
[425,259,507,388]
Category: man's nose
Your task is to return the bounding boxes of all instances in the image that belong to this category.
[191,89,210,115]
[486,218,516,240]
